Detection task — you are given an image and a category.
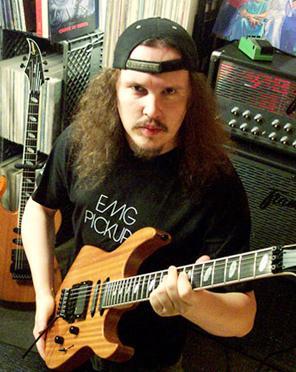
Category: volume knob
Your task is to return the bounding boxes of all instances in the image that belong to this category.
[54,336,64,345]
[69,326,80,335]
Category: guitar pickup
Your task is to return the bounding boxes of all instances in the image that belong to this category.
[58,281,93,323]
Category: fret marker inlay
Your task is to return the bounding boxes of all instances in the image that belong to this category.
[204,266,212,281]
[229,261,237,278]
[259,254,269,272]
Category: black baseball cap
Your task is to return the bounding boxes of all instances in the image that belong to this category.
[113,17,199,73]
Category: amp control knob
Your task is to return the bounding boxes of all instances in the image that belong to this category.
[284,123,293,132]
[280,136,289,145]
[242,110,251,119]
[231,106,240,116]
[254,114,263,123]
[271,119,281,129]
[292,140,296,148]
[240,123,248,131]
[251,126,260,135]
[268,132,277,141]
[228,119,237,128]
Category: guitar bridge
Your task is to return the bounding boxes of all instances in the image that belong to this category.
[10,249,32,281]
[57,281,93,323]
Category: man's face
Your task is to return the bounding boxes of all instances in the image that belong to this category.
[116,44,191,158]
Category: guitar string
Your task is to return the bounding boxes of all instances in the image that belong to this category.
[60,251,277,305]
[53,254,296,318]
[59,252,295,303]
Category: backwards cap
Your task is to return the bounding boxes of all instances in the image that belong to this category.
[113,17,199,73]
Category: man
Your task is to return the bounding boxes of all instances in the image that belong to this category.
[22,17,256,371]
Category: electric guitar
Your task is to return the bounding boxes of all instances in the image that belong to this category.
[0,38,61,303]
[44,227,296,371]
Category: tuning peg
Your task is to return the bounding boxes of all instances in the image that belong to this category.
[22,56,27,61]
[44,69,49,73]
[43,60,48,65]
[20,63,25,68]
[42,51,47,57]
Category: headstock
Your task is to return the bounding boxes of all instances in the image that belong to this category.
[24,38,45,94]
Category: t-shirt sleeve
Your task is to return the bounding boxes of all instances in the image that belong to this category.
[32,126,73,210]
[201,167,253,293]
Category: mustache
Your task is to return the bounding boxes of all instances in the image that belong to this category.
[134,117,168,132]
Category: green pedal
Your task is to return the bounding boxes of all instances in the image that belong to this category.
[238,37,273,61]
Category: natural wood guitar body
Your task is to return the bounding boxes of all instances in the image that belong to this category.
[0,177,62,303]
[45,227,171,371]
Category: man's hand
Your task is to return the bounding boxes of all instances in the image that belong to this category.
[33,294,55,360]
[149,256,210,317]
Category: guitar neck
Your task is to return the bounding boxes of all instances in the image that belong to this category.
[100,246,278,309]
[18,92,40,226]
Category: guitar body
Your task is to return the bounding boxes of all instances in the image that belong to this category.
[45,227,171,371]
[0,38,63,304]
[0,179,62,303]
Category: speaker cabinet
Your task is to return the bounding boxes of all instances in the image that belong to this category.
[230,146,296,251]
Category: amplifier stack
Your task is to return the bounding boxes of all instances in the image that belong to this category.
[209,42,296,251]
[209,42,296,158]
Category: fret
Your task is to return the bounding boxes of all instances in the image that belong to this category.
[90,280,100,317]
[213,258,227,285]
[146,272,157,298]
[100,282,108,308]
[117,280,125,304]
[123,277,132,303]
[240,252,256,279]
[128,276,137,303]
[201,261,214,287]
[200,262,205,288]
[157,270,165,288]
[226,256,240,283]
[111,280,119,305]
[185,265,193,286]
[131,276,140,302]
[140,274,148,300]
[191,264,202,289]
[238,254,242,280]
[256,249,272,276]
[253,251,258,277]
[104,282,112,307]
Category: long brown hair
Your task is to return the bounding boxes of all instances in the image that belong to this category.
[71,50,231,191]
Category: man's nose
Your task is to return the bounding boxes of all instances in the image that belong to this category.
[143,94,162,119]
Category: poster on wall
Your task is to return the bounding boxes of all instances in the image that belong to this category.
[212,0,296,56]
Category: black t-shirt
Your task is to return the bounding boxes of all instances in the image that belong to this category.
[32,126,252,367]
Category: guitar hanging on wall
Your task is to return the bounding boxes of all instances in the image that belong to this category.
[42,227,296,371]
[0,38,62,304]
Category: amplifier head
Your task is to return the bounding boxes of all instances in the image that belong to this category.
[230,148,296,250]
[209,43,296,157]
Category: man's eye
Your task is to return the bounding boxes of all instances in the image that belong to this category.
[164,87,176,95]
[132,85,146,94]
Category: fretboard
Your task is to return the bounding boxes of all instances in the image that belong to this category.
[17,93,40,228]
[100,247,276,308]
